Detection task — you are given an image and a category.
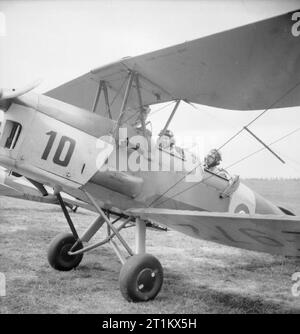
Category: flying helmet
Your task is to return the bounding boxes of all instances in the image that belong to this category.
[205,149,222,167]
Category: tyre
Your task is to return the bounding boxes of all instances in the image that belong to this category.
[119,253,163,302]
[47,232,83,271]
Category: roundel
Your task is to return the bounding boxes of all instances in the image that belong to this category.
[234,203,250,214]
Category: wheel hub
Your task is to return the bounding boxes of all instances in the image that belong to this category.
[60,244,74,263]
[137,268,156,293]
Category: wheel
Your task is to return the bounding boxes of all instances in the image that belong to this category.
[47,232,83,271]
[119,253,163,302]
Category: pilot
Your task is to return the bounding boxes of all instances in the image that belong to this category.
[134,106,152,138]
[157,129,176,151]
[204,149,229,179]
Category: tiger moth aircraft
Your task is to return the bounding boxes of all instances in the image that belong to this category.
[0,9,300,302]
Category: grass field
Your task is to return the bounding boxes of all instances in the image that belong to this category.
[0,179,300,314]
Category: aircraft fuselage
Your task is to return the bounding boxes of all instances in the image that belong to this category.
[0,93,284,218]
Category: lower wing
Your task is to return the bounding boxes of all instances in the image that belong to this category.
[0,172,90,211]
[127,208,300,257]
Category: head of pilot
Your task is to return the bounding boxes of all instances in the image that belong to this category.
[205,149,222,168]
[158,129,175,149]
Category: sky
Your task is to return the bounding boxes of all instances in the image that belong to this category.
[1,0,300,178]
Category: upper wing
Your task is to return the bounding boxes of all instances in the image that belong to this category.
[45,59,174,126]
[127,208,300,257]
[46,8,300,123]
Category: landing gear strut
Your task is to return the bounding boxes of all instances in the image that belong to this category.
[47,191,164,302]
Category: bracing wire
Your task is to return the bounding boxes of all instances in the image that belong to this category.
[110,76,129,107]
[153,127,300,207]
[148,101,177,117]
[119,96,176,126]
[148,80,300,207]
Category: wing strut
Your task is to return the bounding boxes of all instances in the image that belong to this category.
[159,99,181,137]
[135,74,147,138]
[92,80,113,119]
[243,126,285,164]
[113,70,154,142]
[113,71,135,141]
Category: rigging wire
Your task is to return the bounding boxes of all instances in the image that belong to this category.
[218,80,300,151]
[185,101,238,129]
[148,80,300,208]
[119,96,176,126]
[153,127,300,208]
[148,101,177,117]
[109,75,129,107]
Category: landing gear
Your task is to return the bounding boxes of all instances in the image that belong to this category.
[119,254,163,302]
[48,190,164,302]
[47,232,83,271]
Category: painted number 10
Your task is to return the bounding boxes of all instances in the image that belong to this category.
[41,131,76,167]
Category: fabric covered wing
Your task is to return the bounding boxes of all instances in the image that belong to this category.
[0,174,92,210]
[127,208,300,257]
[45,9,300,122]
[45,61,173,126]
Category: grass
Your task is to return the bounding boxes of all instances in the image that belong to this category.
[0,179,300,313]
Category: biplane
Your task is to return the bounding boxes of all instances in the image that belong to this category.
[0,9,300,302]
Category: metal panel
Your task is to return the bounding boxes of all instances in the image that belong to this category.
[17,110,113,187]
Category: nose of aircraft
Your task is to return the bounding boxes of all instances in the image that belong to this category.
[0,79,42,104]
[0,87,17,101]
[0,92,11,112]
